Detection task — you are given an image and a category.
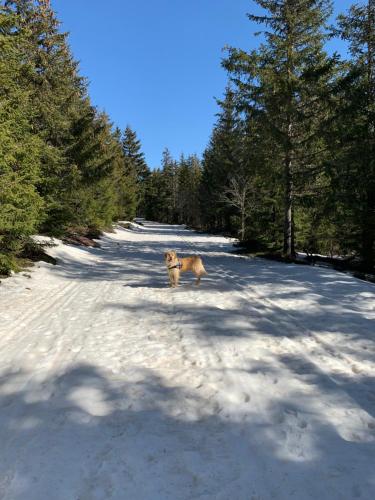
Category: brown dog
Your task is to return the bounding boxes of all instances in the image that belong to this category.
[164,250,207,287]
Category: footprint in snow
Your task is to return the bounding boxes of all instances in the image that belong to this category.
[243,393,251,403]
[211,401,223,414]
[298,419,308,429]
[272,413,286,425]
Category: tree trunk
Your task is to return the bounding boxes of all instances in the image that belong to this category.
[283,152,295,258]
[283,12,296,260]
[241,211,245,242]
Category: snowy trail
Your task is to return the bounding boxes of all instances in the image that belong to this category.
[0,222,374,500]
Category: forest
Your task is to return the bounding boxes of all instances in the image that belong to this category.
[1,0,374,275]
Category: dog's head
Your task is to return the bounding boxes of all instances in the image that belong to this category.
[164,250,177,264]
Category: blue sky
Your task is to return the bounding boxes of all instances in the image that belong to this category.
[52,0,354,169]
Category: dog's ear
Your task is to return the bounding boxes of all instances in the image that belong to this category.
[164,252,168,258]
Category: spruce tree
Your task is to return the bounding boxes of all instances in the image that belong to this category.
[112,128,138,221]
[161,148,179,223]
[122,126,150,216]
[144,169,171,222]
[201,88,243,232]
[224,0,335,258]
[0,5,43,272]
[4,0,91,232]
[333,0,375,269]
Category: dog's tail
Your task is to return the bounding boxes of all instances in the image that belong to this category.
[200,263,207,275]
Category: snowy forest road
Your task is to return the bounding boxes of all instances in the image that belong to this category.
[0,221,374,500]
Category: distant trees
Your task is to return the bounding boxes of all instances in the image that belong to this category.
[122,126,150,217]
[200,88,244,233]
[144,152,202,228]
[220,174,257,242]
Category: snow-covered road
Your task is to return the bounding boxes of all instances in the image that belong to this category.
[0,221,374,500]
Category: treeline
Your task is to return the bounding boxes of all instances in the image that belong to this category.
[0,0,148,274]
[143,150,202,227]
[1,0,374,275]
[146,0,375,272]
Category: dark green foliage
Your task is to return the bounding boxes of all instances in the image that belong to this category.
[122,126,149,184]
[146,1,374,272]
[200,88,244,233]
[144,169,171,222]
[0,0,140,272]
[122,126,150,216]
[224,0,335,257]
[1,0,374,275]
[177,155,202,227]
[144,152,202,227]
[330,0,375,269]
[0,5,43,272]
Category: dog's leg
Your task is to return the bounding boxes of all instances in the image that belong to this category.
[169,269,178,287]
[174,270,180,287]
[168,270,174,287]
[195,271,202,286]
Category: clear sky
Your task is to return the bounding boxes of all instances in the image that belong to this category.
[52,0,354,169]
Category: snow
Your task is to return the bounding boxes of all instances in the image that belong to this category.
[0,221,374,500]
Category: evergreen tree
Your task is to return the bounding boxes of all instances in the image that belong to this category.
[4,0,88,232]
[0,4,43,273]
[224,0,335,258]
[144,168,171,222]
[1,0,140,266]
[122,126,149,182]
[66,110,130,229]
[112,127,138,221]
[332,0,375,269]
[161,148,179,223]
[122,126,150,216]
[177,155,202,227]
[201,88,243,232]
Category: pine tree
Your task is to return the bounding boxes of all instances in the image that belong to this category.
[224,0,335,258]
[0,4,43,273]
[161,148,179,223]
[176,155,202,227]
[112,128,138,221]
[144,169,171,222]
[66,110,130,229]
[201,88,243,232]
[0,0,139,248]
[122,126,149,182]
[4,0,92,232]
[122,126,150,216]
[333,0,375,269]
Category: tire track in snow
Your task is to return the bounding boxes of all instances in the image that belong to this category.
[0,280,78,368]
[168,234,257,418]
[175,230,375,438]
[177,231,371,378]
